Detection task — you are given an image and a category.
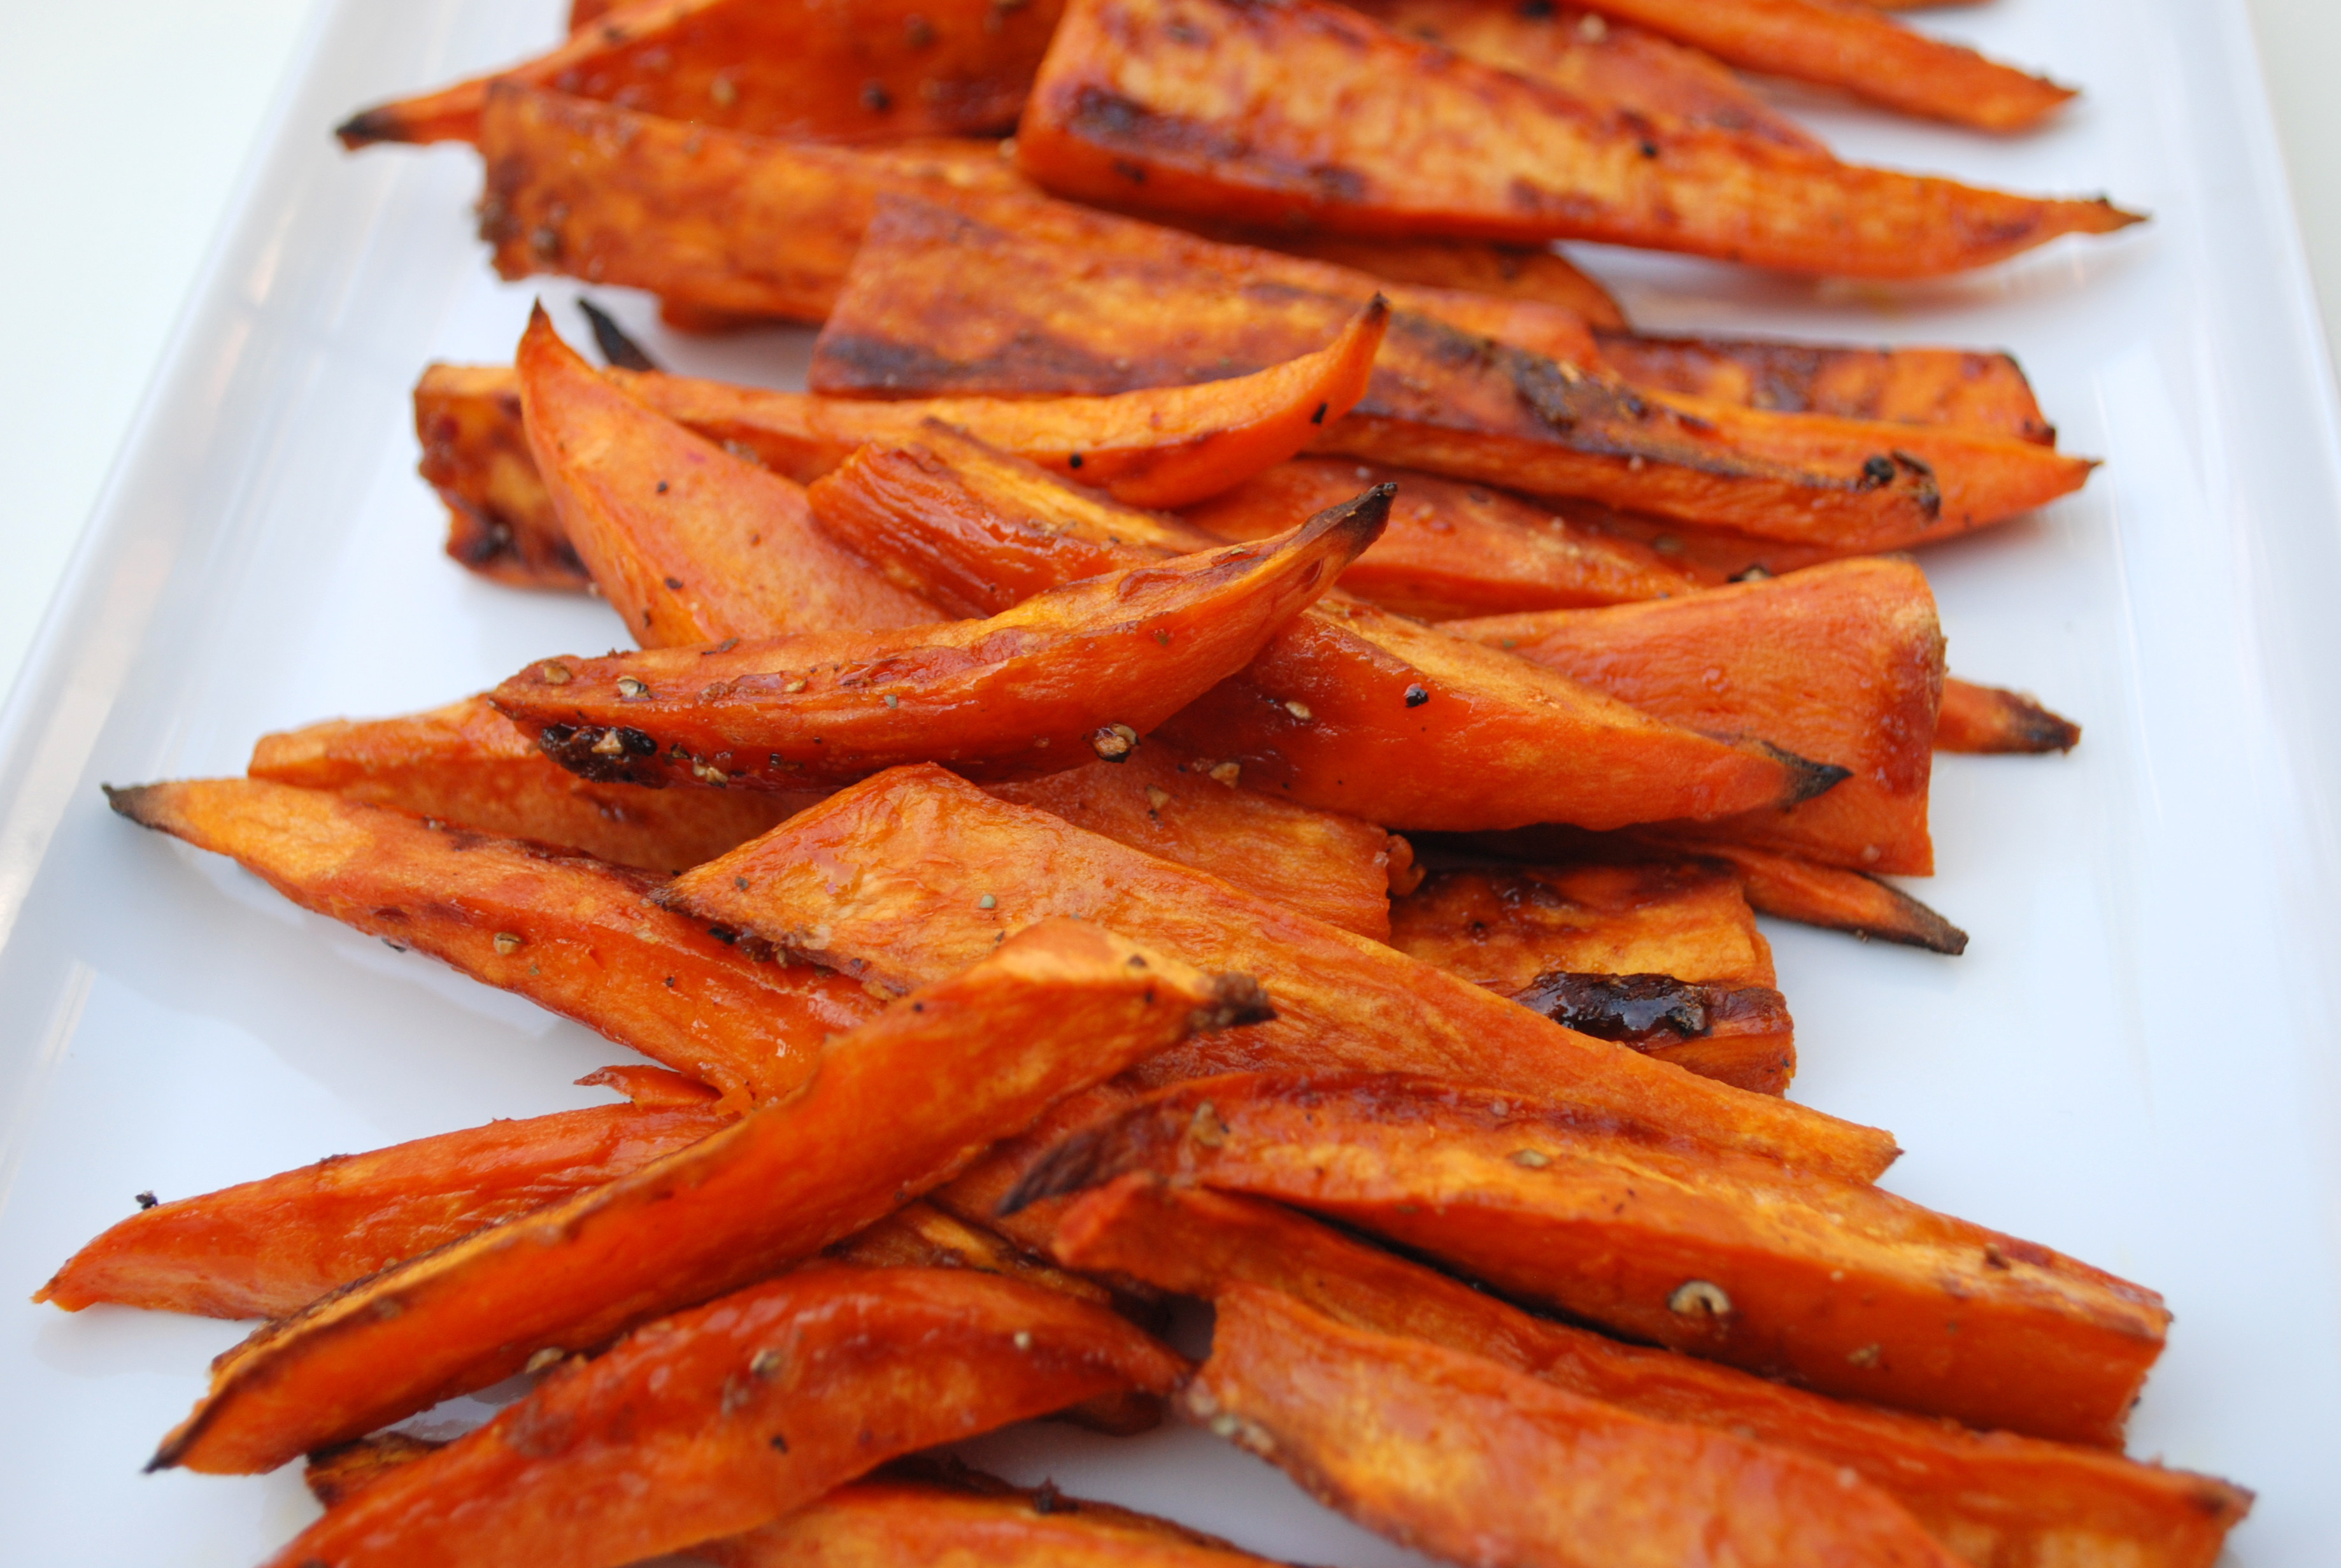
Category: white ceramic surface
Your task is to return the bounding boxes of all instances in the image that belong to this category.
[0,0,2336,1561]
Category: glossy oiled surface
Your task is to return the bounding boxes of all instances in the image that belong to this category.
[0,0,2337,1563]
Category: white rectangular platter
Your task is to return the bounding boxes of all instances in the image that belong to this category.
[2,0,2338,1560]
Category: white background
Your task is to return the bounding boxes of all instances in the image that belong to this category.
[0,0,2337,701]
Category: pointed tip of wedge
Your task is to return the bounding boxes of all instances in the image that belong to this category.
[1756,745,1853,806]
[1304,481,1396,564]
[102,782,162,827]
[333,106,406,150]
[1190,973,1276,1034]
[578,298,661,373]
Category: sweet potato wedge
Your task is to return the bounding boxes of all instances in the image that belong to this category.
[1348,0,1825,152]
[1059,1179,2252,1568]
[1016,0,2139,276]
[490,486,1384,791]
[418,360,588,589]
[261,1267,1185,1568]
[1183,456,1707,617]
[660,765,1905,1173]
[1013,1073,2167,1444]
[338,0,1063,149]
[1936,676,2082,754]
[812,196,2089,546]
[1446,557,1946,873]
[36,1086,732,1321]
[1572,0,2073,132]
[105,778,879,1104]
[1192,1285,1962,1568]
[1229,231,1626,325]
[152,920,1255,1475]
[1647,835,1969,951]
[518,304,936,645]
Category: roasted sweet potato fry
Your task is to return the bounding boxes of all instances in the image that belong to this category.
[1191,1285,1963,1568]
[418,361,588,589]
[1447,558,1946,873]
[1016,0,2138,276]
[262,1267,1185,1568]
[491,487,1384,791]
[1648,835,1969,952]
[305,1432,444,1510]
[248,697,809,873]
[1229,231,1625,325]
[1347,0,1825,152]
[106,778,880,1104]
[338,0,1063,148]
[1059,1178,2252,1568]
[660,766,1905,1174]
[517,305,936,645]
[36,1086,732,1321]
[1572,0,2072,132]
[1184,457,1707,617]
[152,920,1255,1474]
[1936,676,2082,753]
[1014,1073,2166,1444]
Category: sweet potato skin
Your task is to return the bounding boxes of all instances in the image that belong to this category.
[1060,1180,2252,1568]
[491,489,1383,790]
[660,765,1905,1176]
[261,1267,1184,1568]
[152,920,1246,1474]
[1190,1285,1963,1568]
[1936,677,2082,754]
[1015,0,2138,276]
[1015,1073,2167,1446]
[1647,835,1969,952]
[104,778,879,1106]
[36,1097,731,1321]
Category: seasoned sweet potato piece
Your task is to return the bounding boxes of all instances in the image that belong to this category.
[1647,835,1968,951]
[36,1087,732,1322]
[1184,456,1706,617]
[1347,0,1825,152]
[1446,558,1946,873]
[1936,677,2082,754]
[418,360,587,589]
[1060,1180,2254,1568]
[1012,1073,2167,1445]
[1016,0,2138,276]
[1572,0,2072,132]
[261,1267,1185,1568]
[338,0,1063,148]
[105,779,880,1105]
[1192,1286,1961,1568]
[490,487,1385,790]
[152,920,1255,1475]
[660,766,1905,1174]
[1233,231,1625,324]
[518,305,936,646]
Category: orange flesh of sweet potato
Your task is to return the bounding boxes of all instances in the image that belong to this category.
[1014,1073,2166,1446]
[338,0,1063,148]
[658,764,1904,1174]
[259,1267,1185,1568]
[489,487,1386,790]
[1574,0,2072,132]
[1190,1285,1963,1568]
[104,778,880,1106]
[417,361,589,590]
[1936,676,2082,754]
[151,919,1253,1474]
[517,306,937,646]
[1233,231,1626,325]
[1058,1180,2252,1568]
[1447,557,1946,873]
[1014,0,2139,276]
[1183,457,1707,617]
[805,431,1849,829]
[36,1096,732,1321]
[1635,833,1970,952]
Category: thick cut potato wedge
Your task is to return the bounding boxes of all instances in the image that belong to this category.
[106,778,880,1104]
[339,0,1063,148]
[1060,1180,2252,1568]
[1573,0,2072,132]
[1392,860,1776,990]
[1192,1286,1962,1568]
[150,920,1258,1474]
[1016,0,2138,276]
[38,1084,730,1321]
[1011,1073,2167,1445]
[659,765,1905,1172]
[1937,676,2082,753]
[1221,230,1625,325]
[1447,558,1946,873]
[490,487,1384,790]
[418,361,590,588]
[261,1267,1183,1568]
[518,306,935,645]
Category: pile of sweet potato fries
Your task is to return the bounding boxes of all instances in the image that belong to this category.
[46,0,2254,1562]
